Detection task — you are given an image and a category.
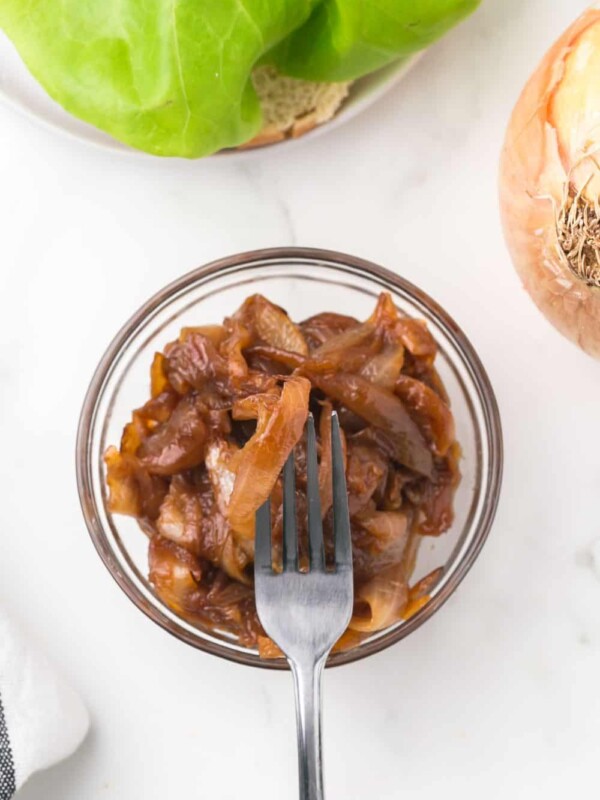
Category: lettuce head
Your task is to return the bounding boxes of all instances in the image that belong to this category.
[0,0,480,157]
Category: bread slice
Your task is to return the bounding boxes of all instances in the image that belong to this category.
[239,65,352,149]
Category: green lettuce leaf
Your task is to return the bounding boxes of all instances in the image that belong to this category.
[0,0,316,157]
[271,0,482,80]
[0,0,480,158]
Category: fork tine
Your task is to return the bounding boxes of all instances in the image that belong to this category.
[306,412,325,572]
[254,498,272,574]
[331,412,352,571]
[282,450,298,571]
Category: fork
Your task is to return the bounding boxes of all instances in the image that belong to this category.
[254,411,354,800]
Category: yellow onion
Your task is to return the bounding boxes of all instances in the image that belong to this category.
[499,5,600,358]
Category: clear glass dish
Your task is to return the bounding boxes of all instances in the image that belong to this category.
[76,248,503,669]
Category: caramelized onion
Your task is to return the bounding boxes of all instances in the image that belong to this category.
[345,442,388,516]
[350,562,409,632]
[156,474,204,554]
[233,295,308,355]
[300,312,359,349]
[360,345,404,389]
[105,446,167,519]
[307,372,433,476]
[165,332,230,395]
[148,536,203,616]
[138,396,207,476]
[106,292,459,651]
[228,376,311,538]
[357,510,409,553]
[395,375,455,457]
[150,352,172,397]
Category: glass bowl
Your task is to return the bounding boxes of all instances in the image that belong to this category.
[76,247,503,669]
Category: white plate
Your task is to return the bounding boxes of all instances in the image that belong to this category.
[0,30,421,159]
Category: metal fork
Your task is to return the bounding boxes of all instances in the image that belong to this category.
[254,411,354,800]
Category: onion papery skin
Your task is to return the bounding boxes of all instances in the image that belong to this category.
[499,5,600,358]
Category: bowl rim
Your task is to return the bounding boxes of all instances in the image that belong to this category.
[76,246,503,669]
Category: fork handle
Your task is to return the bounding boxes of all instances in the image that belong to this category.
[291,656,327,800]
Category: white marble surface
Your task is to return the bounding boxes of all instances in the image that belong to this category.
[0,1,599,798]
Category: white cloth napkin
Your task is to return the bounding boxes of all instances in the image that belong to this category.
[0,610,89,798]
